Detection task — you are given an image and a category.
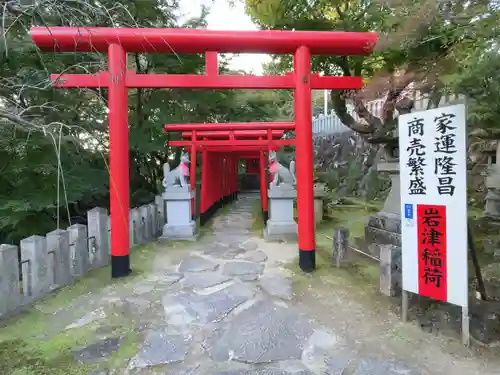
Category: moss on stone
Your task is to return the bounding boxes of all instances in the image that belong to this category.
[104,329,141,369]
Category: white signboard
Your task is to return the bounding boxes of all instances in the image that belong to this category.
[398,103,468,308]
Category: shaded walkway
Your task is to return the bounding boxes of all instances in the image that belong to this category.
[4,194,500,375]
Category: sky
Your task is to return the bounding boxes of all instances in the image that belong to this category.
[177,0,271,74]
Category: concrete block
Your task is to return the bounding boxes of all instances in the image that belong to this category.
[20,235,50,300]
[68,224,89,277]
[379,244,402,297]
[129,210,136,247]
[106,215,111,253]
[161,188,197,241]
[161,221,198,241]
[155,195,165,231]
[314,199,323,225]
[332,227,349,267]
[0,244,21,317]
[87,207,110,268]
[139,205,152,241]
[46,229,72,287]
[148,203,158,239]
[265,185,297,241]
[131,208,144,244]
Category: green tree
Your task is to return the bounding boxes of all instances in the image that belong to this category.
[246,0,499,137]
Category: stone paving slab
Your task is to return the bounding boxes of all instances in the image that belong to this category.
[179,256,219,273]
[211,369,313,375]
[208,300,313,363]
[239,240,259,251]
[352,359,424,375]
[324,354,356,375]
[240,250,268,263]
[183,272,232,290]
[238,274,260,281]
[210,247,247,260]
[259,275,294,300]
[163,283,256,324]
[222,261,265,277]
[130,331,192,368]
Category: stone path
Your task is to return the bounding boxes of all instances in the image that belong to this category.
[29,193,500,375]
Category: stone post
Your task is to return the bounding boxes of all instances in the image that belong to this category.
[0,244,21,317]
[68,224,89,277]
[20,235,50,300]
[379,244,402,297]
[87,207,110,268]
[364,139,402,260]
[139,205,152,241]
[160,186,198,241]
[485,141,500,220]
[314,183,326,225]
[150,203,159,238]
[264,184,298,241]
[332,227,349,267]
[46,229,72,288]
[131,208,144,244]
[155,195,165,233]
[147,203,157,239]
[129,210,136,247]
[107,215,111,252]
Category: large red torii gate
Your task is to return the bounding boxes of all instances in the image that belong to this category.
[31,26,377,278]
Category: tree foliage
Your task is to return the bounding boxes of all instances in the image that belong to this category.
[247,0,500,137]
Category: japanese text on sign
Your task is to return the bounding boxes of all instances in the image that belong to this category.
[417,204,447,302]
[407,117,427,195]
[399,103,468,308]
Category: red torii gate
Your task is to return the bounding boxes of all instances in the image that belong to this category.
[181,130,283,182]
[30,26,377,277]
[166,125,290,223]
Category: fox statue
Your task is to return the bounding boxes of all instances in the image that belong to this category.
[162,152,190,189]
[268,151,296,187]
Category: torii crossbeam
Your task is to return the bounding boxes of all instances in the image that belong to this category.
[31,26,377,278]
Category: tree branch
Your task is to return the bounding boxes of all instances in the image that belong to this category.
[330,90,375,134]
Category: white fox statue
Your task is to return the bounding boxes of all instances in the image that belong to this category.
[268,151,296,187]
[162,152,190,189]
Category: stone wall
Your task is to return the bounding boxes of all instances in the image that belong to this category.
[0,195,167,319]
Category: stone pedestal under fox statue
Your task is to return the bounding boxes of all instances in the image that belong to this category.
[160,152,197,241]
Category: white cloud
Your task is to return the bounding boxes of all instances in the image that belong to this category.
[178,0,271,74]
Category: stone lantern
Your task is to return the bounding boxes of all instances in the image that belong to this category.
[364,135,401,259]
[363,134,403,298]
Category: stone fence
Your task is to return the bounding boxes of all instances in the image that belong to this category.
[0,195,166,319]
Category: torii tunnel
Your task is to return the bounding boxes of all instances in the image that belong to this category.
[164,123,295,225]
[30,26,377,277]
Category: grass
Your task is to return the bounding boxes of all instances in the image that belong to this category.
[0,242,161,375]
[290,201,381,294]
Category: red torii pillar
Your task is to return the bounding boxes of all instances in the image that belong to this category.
[31,27,377,276]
